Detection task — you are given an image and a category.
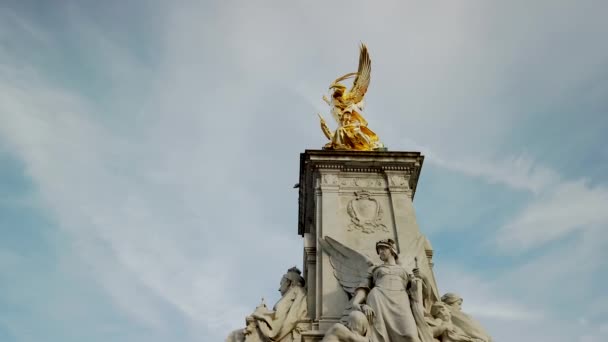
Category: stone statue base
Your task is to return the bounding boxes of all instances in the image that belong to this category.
[227,150,492,342]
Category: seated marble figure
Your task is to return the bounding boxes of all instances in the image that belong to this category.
[226,267,307,342]
[424,302,488,342]
[440,294,491,342]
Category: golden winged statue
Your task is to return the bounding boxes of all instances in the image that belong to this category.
[318,44,384,151]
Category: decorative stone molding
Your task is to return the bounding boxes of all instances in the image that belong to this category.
[387,174,409,187]
[304,247,317,264]
[321,174,339,186]
[314,164,416,174]
[339,177,386,188]
[346,191,388,234]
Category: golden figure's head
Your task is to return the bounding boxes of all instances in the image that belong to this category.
[329,72,357,92]
[329,82,347,98]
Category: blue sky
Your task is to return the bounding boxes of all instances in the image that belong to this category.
[1,0,607,341]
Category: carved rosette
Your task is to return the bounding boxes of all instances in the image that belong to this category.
[346,190,388,234]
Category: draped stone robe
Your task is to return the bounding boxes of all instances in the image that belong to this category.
[357,264,419,342]
[226,286,307,342]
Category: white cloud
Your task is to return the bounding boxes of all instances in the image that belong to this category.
[1,1,607,341]
[0,25,251,342]
[497,180,608,251]
[403,131,608,254]
[424,151,561,193]
[435,263,542,322]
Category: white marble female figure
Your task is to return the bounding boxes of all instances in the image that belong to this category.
[351,239,420,342]
[319,237,436,342]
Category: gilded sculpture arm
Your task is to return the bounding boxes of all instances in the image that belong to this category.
[318,113,333,141]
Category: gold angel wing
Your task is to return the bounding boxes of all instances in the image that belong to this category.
[346,44,371,105]
[332,72,358,85]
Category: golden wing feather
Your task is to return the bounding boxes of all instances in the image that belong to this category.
[346,44,371,104]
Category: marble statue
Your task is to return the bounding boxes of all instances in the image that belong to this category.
[440,294,492,342]
[317,44,384,151]
[421,302,488,342]
[320,237,435,342]
[226,267,308,342]
[321,311,369,342]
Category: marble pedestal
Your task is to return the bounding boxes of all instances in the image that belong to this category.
[297,150,437,340]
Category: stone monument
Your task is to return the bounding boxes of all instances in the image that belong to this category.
[226,44,492,342]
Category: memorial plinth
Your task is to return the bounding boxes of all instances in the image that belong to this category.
[226,42,493,342]
[226,149,493,342]
[297,150,438,340]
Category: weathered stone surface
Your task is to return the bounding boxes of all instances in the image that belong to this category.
[226,268,307,342]
[227,150,492,342]
[297,150,437,332]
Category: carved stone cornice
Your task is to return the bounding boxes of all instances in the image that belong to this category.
[313,164,418,174]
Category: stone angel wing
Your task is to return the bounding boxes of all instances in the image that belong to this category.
[345,43,371,105]
[318,236,374,297]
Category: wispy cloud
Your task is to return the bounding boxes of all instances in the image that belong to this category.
[497,180,608,251]
[435,263,542,321]
[424,150,560,193]
[1,1,607,342]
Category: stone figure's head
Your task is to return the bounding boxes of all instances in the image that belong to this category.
[441,293,463,310]
[376,239,398,262]
[431,302,452,322]
[279,267,305,296]
[346,310,368,336]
